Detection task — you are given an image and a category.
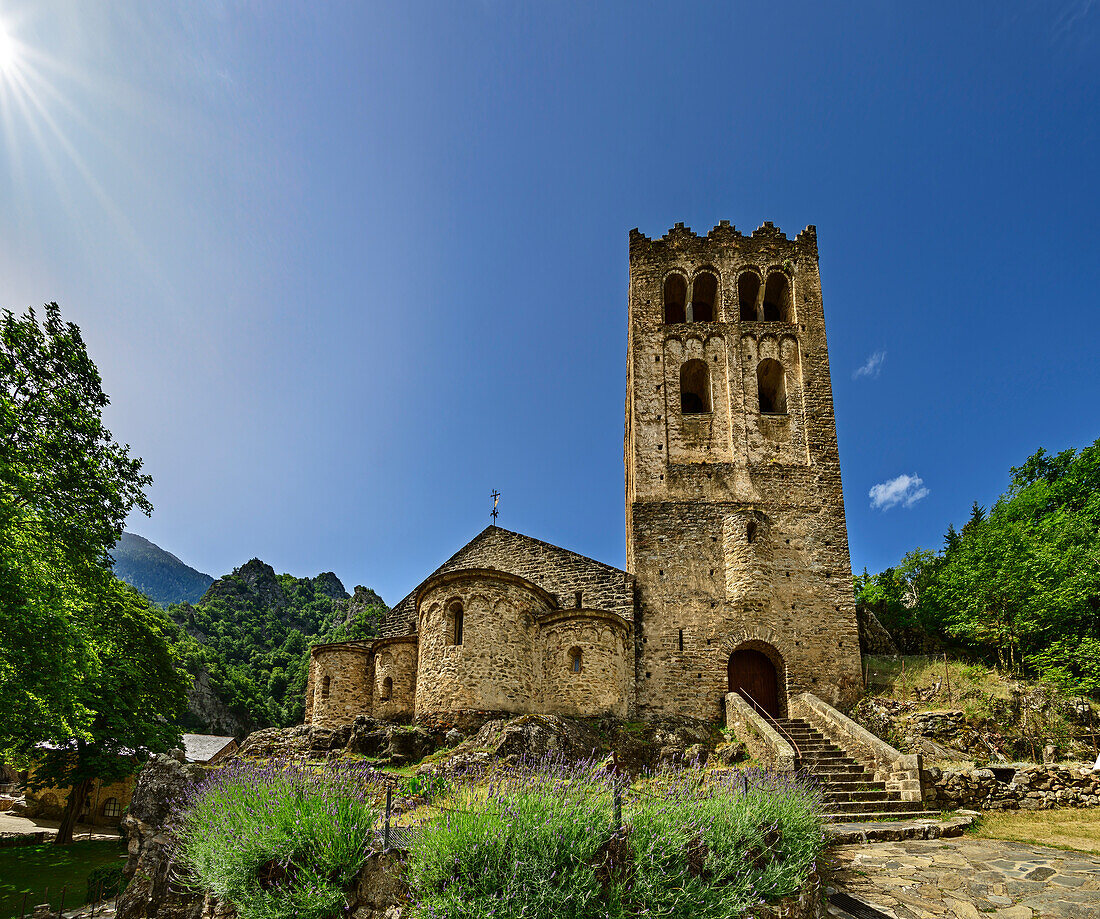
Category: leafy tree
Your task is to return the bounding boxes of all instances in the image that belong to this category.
[1,303,187,843]
[32,579,188,844]
[867,440,1100,693]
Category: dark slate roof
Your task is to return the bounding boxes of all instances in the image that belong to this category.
[381,526,634,637]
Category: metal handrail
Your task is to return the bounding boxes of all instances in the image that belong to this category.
[737,689,801,761]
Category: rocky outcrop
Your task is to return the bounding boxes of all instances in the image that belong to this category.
[924,763,1100,811]
[186,670,248,738]
[856,603,898,656]
[117,754,208,919]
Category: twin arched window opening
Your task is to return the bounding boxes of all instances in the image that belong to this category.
[664,271,717,324]
[680,359,711,414]
[757,359,787,414]
[738,271,793,323]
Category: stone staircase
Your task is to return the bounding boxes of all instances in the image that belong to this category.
[774,717,938,822]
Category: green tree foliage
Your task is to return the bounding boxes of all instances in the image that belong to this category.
[0,303,190,843]
[858,441,1100,693]
[168,564,385,730]
[32,579,188,844]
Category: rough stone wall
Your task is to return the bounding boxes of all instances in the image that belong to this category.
[626,223,862,720]
[539,611,630,718]
[372,636,417,720]
[414,572,546,715]
[307,644,372,728]
[384,526,634,638]
[924,764,1100,811]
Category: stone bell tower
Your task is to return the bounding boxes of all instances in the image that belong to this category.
[625,221,862,721]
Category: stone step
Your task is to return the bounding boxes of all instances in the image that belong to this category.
[810,778,887,792]
[821,789,898,803]
[825,799,929,816]
[822,809,941,823]
[802,763,869,776]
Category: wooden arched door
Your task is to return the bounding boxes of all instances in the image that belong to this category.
[728,649,780,718]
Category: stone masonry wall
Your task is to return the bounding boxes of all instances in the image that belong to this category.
[372,636,417,721]
[539,611,630,718]
[308,644,372,728]
[924,763,1100,810]
[626,223,861,720]
[414,572,547,715]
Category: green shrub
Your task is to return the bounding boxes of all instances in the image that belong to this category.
[85,863,125,903]
[172,759,380,919]
[406,760,823,919]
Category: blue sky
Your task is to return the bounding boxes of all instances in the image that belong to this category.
[2,2,1098,602]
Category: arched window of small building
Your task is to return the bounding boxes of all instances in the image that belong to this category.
[569,647,582,673]
[449,601,464,646]
[757,359,787,414]
[762,272,792,322]
[664,274,687,324]
[746,520,758,544]
[321,675,331,700]
[738,271,761,321]
[102,797,122,819]
[689,271,717,322]
[381,677,393,700]
[680,359,711,414]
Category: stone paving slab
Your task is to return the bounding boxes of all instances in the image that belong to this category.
[828,814,975,845]
[828,837,1100,918]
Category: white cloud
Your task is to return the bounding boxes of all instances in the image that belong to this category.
[869,474,929,510]
[853,350,886,380]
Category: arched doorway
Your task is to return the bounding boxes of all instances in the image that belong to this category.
[728,648,780,718]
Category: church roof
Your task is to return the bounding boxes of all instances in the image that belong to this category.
[382,526,633,637]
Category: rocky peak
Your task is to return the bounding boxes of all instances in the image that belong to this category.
[312,571,349,600]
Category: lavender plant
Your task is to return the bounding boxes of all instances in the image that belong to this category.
[171,758,380,919]
[407,759,824,919]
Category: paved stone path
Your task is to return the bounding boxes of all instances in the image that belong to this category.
[829,837,1100,918]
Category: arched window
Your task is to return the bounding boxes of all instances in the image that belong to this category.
[102,797,122,819]
[680,359,711,414]
[663,274,687,324]
[449,601,464,646]
[738,271,760,321]
[569,647,582,673]
[757,359,787,414]
[381,677,393,700]
[762,272,792,322]
[689,271,717,322]
[321,675,331,700]
[746,519,758,544]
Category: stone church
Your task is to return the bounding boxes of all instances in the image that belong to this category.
[306,221,862,729]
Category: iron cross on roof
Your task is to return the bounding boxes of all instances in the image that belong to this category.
[490,490,500,524]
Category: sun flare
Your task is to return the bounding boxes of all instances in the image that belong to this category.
[0,22,18,76]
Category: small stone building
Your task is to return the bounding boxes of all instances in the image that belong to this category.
[306,221,862,727]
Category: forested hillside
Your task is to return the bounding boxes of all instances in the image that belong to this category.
[112,531,214,604]
[857,439,1100,694]
[169,559,386,733]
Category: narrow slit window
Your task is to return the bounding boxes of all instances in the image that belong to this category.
[449,601,464,646]
[663,274,687,324]
[757,359,787,414]
[678,629,684,652]
[321,675,331,700]
[680,359,711,414]
[569,647,582,673]
[381,676,393,700]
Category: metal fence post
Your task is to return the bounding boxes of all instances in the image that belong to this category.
[56,885,66,919]
[611,783,622,833]
[384,785,392,851]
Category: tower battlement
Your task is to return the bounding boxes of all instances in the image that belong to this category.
[629,221,818,259]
